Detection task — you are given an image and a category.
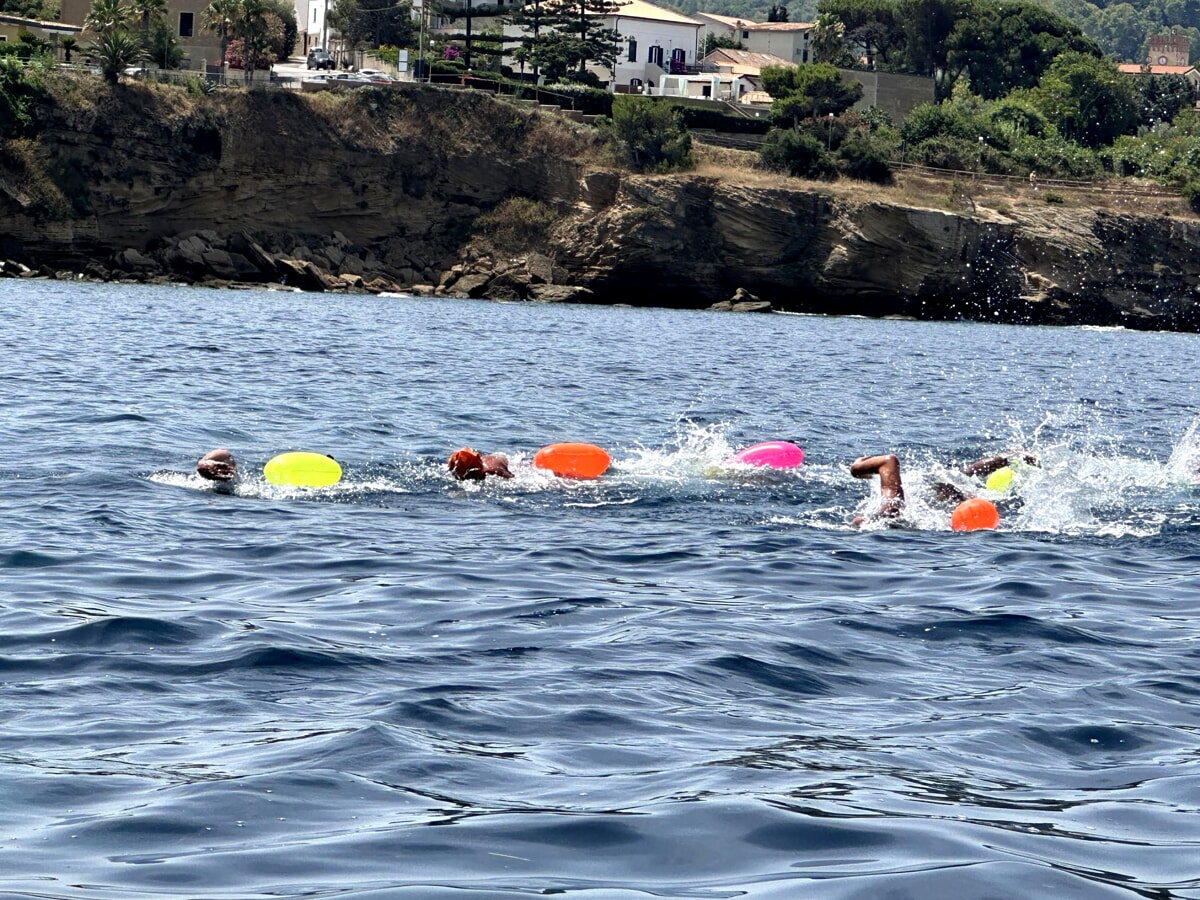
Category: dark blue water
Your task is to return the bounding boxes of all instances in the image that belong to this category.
[3,280,1200,898]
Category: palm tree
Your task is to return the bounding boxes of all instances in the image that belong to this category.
[59,34,79,63]
[201,0,241,75]
[90,28,146,83]
[84,0,131,35]
[128,0,167,46]
[236,0,269,84]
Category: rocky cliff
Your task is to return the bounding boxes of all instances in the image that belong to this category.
[3,76,1199,332]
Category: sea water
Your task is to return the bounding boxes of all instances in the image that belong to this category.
[2,279,1199,898]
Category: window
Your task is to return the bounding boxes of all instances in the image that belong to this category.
[179,11,194,36]
[648,44,663,67]
[627,38,637,62]
[742,29,749,39]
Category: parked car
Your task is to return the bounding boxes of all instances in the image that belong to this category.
[356,68,396,83]
[307,49,335,70]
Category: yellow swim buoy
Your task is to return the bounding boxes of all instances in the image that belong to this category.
[263,452,342,488]
[985,466,1014,492]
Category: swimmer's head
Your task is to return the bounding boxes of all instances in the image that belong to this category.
[197,448,238,482]
[448,447,485,481]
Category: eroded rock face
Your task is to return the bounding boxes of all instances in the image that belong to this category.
[2,81,1199,331]
[546,176,1200,331]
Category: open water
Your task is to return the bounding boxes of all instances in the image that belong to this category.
[3,279,1200,898]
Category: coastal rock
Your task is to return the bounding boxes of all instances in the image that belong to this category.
[711,287,771,312]
[115,248,159,271]
[527,284,593,303]
[276,258,332,291]
[453,272,492,297]
[3,80,1199,331]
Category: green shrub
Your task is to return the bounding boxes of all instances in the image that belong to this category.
[0,57,47,139]
[901,102,979,145]
[537,83,612,116]
[1182,180,1200,214]
[1043,192,1065,204]
[676,105,772,134]
[759,127,835,179]
[475,196,559,252]
[604,95,694,173]
[909,135,979,171]
[837,131,893,183]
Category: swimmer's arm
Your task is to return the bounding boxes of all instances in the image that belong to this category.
[962,455,1009,477]
[963,452,1040,477]
[850,455,893,478]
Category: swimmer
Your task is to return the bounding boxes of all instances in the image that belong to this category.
[196,448,239,494]
[197,448,238,482]
[851,451,1038,525]
[850,454,905,526]
[448,447,513,481]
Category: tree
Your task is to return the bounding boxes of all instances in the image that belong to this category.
[128,0,166,46]
[330,0,414,58]
[894,0,964,86]
[510,0,624,83]
[605,95,693,172]
[234,0,270,81]
[808,12,855,65]
[1028,51,1138,147]
[944,0,1099,100]
[761,62,863,127]
[819,0,899,69]
[201,0,241,68]
[90,27,146,82]
[59,35,79,62]
[147,20,183,66]
[1137,73,1194,127]
[701,32,743,57]
[759,127,836,177]
[84,0,131,35]
[768,3,789,21]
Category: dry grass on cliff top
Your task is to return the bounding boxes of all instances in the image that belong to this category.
[691,144,1196,221]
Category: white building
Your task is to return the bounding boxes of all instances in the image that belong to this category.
[694,12,813,66]
[697,46,793,103]
[606,0,703,91]
[295,0,329,55]
[649,72,744,100]
[499,0,701,90]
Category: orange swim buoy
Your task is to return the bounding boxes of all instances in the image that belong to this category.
[533,442,610,479]
[951,497,1000,532]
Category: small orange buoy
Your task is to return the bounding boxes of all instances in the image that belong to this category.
[951,497,1000,532]
[533,442,610,479]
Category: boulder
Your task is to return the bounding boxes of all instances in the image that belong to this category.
[115,248,159,271]
[277,258,332,291]
[200,248,260,281]
[454,272,492,297]
[580,171,620,209]
[710,287,772,313]
[527,283,593,303]
[525,252,554,285]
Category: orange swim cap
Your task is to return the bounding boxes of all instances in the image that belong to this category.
[448,447,485,481]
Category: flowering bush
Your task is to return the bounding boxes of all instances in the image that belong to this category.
[224,37,276,71]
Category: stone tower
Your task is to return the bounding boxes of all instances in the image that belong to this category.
[1149,35,1190,66]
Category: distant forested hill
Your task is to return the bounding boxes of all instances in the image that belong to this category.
[1038,0,1199,63]
[668,0,820,26]
[666,0,1197,65]
[0,0,60,20]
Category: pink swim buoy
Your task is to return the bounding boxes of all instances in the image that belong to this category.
[732,441,805,469]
